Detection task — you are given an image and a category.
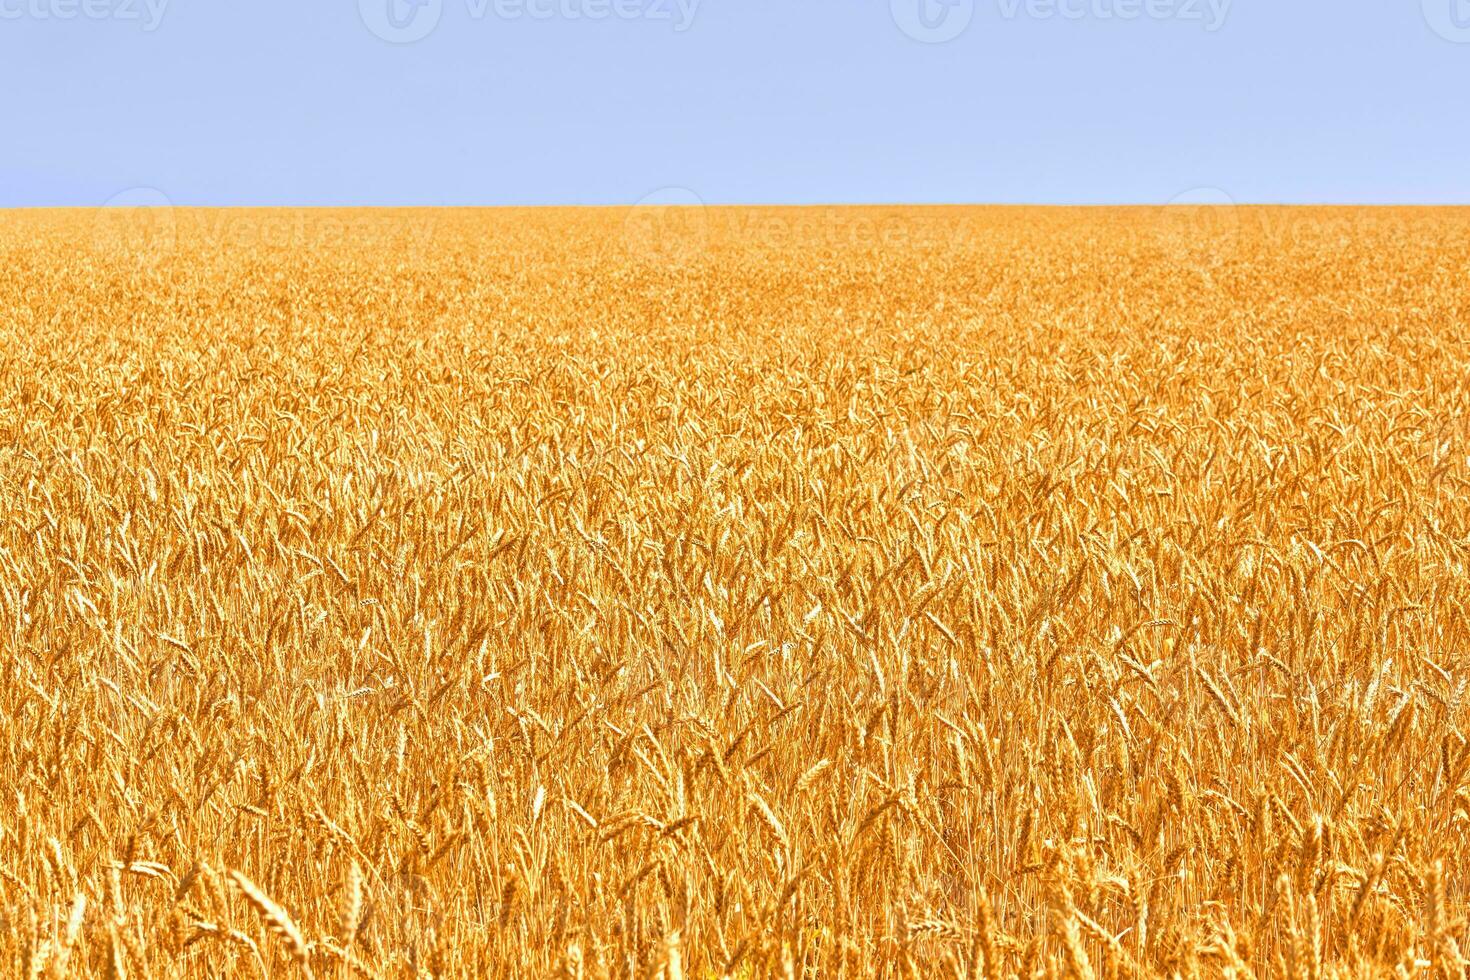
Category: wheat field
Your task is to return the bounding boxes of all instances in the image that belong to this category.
[1,205,1469,977]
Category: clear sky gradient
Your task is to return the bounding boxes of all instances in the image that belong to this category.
[3,0,1469,206]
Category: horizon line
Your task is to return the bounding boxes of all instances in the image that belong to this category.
[8,201,1470,210]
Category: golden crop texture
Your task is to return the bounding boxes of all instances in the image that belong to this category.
[1,206,1469,978]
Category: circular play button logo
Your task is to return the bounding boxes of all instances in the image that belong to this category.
[359,0,443,43]
[891,0,975,43]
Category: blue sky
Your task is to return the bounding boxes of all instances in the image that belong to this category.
[2,0,1468,206]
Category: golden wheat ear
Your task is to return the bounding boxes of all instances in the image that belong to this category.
[339,860,364,946]
[227,869,315,977]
